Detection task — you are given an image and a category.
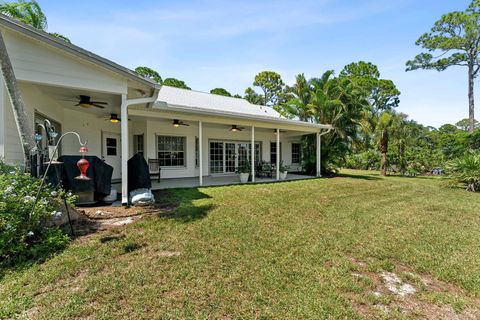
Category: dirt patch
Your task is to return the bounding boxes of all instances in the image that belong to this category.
[348,259,480,319]
[68,190,181,238]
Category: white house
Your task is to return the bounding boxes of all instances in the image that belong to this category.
[0,14,332,204]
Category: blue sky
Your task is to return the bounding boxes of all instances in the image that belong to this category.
[40,0,472,127]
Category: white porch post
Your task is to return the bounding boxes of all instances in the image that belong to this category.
[316,132,321,177]
[121,93,129,204]
[199,121,203,186]
[276,128,280,181]
[251,126,255,183]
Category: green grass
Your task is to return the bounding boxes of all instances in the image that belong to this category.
[1,170,480,319]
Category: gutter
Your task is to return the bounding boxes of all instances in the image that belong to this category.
[155,102,334,130]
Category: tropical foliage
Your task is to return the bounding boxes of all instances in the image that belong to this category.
[0,161,73,268]
[447,151,480,191]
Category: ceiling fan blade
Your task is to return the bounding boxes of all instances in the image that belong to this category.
[181,123,190,126]
[91,101,108,105]
[91,103,106,109]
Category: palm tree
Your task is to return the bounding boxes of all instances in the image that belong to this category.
[0,0,46,29]
[0,0,48,163]
[375,111,400,176]
[281,73,314,122]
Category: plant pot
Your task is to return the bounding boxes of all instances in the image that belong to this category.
[280,171,288,180]
[239,173,250,183]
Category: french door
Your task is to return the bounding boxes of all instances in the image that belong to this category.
[209,141,260,174]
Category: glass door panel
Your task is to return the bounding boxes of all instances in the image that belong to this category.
[210,142,224,174]
[238,143,249,168]
[225,143,236,173]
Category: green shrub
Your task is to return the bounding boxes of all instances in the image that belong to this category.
[446,151,480,192]
[0,161,74,267]
[345,150,380,170]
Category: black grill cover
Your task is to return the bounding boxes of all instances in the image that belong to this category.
[57,155,113,196]
[128,153,151,193]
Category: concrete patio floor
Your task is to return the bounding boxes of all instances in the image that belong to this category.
[151,173,317,190]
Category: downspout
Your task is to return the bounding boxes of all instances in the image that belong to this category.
[121,88,160,205]
[316,126,333,177]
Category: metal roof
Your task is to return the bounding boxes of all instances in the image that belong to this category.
[154,86,333,130]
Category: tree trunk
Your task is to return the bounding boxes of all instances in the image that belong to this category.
[380,134,388,176]
[0,31,36,164]
[468,64,475,133]
[380,152,387,176]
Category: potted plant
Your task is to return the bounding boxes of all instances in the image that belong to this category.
[236,163,250,183]
[279,161,289,180]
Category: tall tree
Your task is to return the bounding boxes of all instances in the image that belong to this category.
[244,87,263,105]
[210,88,231,97]
[456,118,479,131]
[0,0,49,162]
[406,0,480,133]
[252,71,285,106]
[135,66,162,84]
[340,61,400,151]
[163,78,191,90]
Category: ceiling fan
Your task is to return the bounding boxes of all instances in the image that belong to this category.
[172,119,189,127]
[75,95,107,109]
[230,125,245,132]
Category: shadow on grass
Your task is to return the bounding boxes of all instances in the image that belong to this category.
[336,172,382,181]
[152,188,214,223]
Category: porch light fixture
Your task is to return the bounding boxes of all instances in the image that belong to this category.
[230,125,244,132]
[172,119,189,127]
[109,113,120,123]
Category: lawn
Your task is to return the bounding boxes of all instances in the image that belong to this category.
[1,170,480,319]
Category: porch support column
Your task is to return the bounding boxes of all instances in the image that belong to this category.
[276,128,280,181]
[121,93,129,204]
[199,121,203,186]
[251,126,255,183]
[316,131,321,177]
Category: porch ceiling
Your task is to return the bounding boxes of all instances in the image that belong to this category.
[30,82,122,117]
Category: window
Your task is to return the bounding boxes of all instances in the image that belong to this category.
[157,136,186,167]
[292,143,301,164]
[133,134,144,157]
[195,137,199,167]
[106,138,117,156]
[270,142,282,165]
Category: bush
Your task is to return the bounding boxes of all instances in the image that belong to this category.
[345,150,380,170]
[446,151,480,192]
[0,161,74,267]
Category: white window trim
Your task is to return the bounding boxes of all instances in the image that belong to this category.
[155,134,188,169]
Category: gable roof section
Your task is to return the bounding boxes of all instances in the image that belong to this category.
[154,86,332,130]
[0,14,160,89]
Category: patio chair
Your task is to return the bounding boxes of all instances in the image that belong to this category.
[256,161,274,178]
[148,159,161,182]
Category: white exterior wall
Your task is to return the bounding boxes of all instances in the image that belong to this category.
[3,29,127,94]
[0,28,136,166]
[2,82,126,165]
[144,119,304,179]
